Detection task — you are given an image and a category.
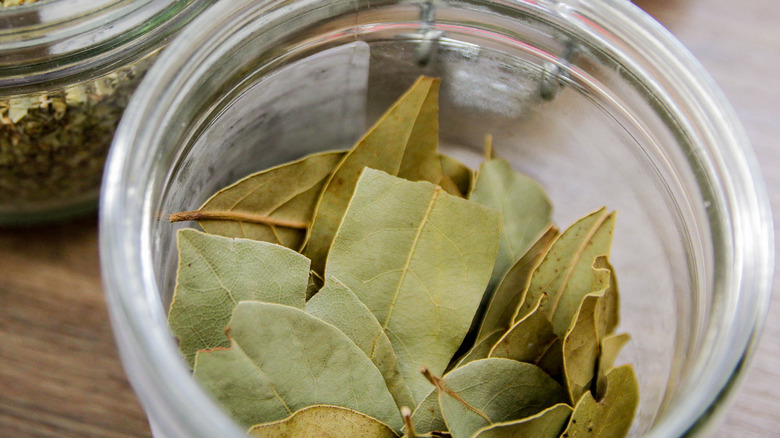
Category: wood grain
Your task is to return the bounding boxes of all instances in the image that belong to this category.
[0,217,152,437]
[1,1,778,436]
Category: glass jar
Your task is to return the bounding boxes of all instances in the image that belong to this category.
[0,0,212,225]
[99,0,774,437]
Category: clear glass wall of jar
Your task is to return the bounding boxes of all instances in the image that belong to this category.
[0,0,212,225]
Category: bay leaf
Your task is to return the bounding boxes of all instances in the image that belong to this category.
[196,150,344,249]
[515,207,616,336]
[247,405,400,438]
[439,176,464,198]
[596,333,631,399]
[470,403,572,438]
[469,158,553,295]
[438,153,473,197]
[594,256,620,335]
[193,302,402,430]
[452,329,505,369]
[560,364,639,438]
[488,295,557,366]
[305,277,416,411]
[304,76,443,275]
[562,291,606,404]
[435,358,566,438]
[168,229,309,367]
[536,338,564,379]
[475,226,558,344]
[325,168,501,403]
[410,389,447,436]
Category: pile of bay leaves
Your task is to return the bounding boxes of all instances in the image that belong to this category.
[167,76,639,438]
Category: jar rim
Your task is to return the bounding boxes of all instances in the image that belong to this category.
[100,1,774,437]
[0,0,210,90]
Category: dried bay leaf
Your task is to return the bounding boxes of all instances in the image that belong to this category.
[193,302,402,430]
[471,403,572,438]
[409,389,447,436]
[488,295,557,367]
[305,278,415,411]
[432,358,566,438]
[452,329,505,369]
[594,256,620,336]
[475,226,558,344]
[248,405,400,438]
[469,158,553,295]
[438,153,473,197]
[305,76,443,275]
[562,291,606,404]
[560,364,639,438]
[515,207,616,337]
[326,168,501,403]
[189,150,344,249]
[596,333,631,399]
[168,229,309,367]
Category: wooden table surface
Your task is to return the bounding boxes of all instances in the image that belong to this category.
[1,0,778,436]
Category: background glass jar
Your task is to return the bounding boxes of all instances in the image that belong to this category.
[0,0,212,225]
[100,0,773,437]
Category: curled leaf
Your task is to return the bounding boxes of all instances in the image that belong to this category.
[325,168,500,403]
[305,76,443,274]
[168,229,309,367]
[193,302,401,430]
[561,364,639,438]
[562,291,606,404]
[596,333,631,399]
[248,405,399,438]
[488,295,557,366]
[516,207,616,337]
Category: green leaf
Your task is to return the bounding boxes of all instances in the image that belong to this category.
[305,278,416,411]
[471,403,572,438]
[168,229,309,367]
[196,150,344,249]
[475,226,558,344]
[435,358,566,438]
[596,333,631,399]
[452,329,505,369]
[561,364,639,438]
[594,256,620,336]
[409,389,447,436]
[438,153,473,197]
[193,302,402,430]
[304,76,443,275]
[326,168,501,403]
[515,208,616,336]
[488,295,557,366]
[562,291,605,404]
[247,405,400,438]
[469,158,553,295]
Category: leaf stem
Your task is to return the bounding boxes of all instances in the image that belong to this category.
[484,134,494,160]
[169,210,308,229]
[401,407,417,438]
[420,366,492,423]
